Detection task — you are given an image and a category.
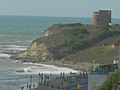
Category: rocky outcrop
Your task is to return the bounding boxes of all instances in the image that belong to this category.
[12,23,120,64]
[17,42,50,62]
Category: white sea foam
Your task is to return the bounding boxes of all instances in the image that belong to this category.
[0,45,27,51]
[0,53,11,58]
[16,66,40,73]
[16,62,79,74]
[15,40,32,43]
[15,41,21,43]
[16,67,32,73]
[23,62,58,69]
[7,47,27,51]
[26,40,32,43]
[12,60,20,63]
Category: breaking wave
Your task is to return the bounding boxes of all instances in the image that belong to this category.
[0,53,11,58]
[0,45,27,51]
[16,63,79,74]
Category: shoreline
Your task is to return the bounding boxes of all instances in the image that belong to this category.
[11,54,100,72]
[9,49,100,72]
[39,60,100,71]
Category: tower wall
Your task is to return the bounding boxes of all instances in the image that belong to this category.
[92,10,111,26]
[99,10,111,26]
[92,12,99,26]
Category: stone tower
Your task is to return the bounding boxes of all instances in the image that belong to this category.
[92,10,111,26]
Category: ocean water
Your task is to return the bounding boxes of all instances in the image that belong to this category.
[0,15,119,90]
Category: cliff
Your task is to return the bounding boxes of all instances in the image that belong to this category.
[13,23,120,65]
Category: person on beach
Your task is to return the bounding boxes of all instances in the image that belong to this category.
[76,83,80,90]
[21,86,24,90]
[29,84,31,90]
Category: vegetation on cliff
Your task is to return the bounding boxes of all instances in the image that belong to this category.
[17,23,120,64]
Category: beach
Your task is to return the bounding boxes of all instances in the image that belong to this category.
[41,60,99,71]
[25,72,88,90]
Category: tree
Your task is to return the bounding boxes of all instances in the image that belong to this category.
[100,70,120,90]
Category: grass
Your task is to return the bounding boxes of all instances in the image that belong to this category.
[20,23,120,66]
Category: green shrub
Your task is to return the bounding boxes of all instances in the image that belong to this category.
[101,70,120,90]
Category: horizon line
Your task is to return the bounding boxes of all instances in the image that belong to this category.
[0,14,119,19]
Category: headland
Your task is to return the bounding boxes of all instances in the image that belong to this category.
[11,23,120,70]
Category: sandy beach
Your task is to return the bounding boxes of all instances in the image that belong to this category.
[41,60,100,71]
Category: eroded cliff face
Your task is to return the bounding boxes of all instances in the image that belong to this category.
[18,42,50,62]
[14,24,60,62]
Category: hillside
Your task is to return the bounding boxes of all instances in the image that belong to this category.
[13,23,120,65]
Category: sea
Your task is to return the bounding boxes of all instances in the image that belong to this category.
[0,15,119,90]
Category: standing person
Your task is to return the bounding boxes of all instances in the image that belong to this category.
[30,76,32,86]
[38,73,41,83]
[92,80,97,90]
[21,86,24,90]
[33,84,35,89]
[76,83,80,90]
[27,84,28,89]
[41,73,43,84]
[29,84,31,90]
[51,84,54,90]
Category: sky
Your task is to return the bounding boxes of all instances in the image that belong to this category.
[0,0,119,18]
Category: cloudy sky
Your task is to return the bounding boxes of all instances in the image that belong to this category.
[0,0,119,18]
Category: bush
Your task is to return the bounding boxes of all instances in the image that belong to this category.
[97,29,120,40]
[100,70,120,90]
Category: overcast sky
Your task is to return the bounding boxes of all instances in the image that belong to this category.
[0,0,119,18]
